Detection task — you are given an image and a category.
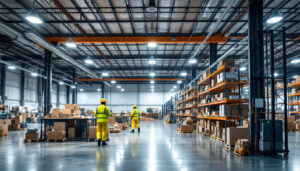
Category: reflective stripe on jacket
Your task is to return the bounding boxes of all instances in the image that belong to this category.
[132,109,139,118]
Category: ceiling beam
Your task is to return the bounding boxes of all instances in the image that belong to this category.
[85,66,206,71]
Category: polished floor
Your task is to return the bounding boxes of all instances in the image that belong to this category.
[0,121,299,171]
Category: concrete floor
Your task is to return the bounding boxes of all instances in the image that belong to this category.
[0,121,299,171]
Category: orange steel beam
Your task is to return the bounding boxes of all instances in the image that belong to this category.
[76,78,184,82]
[46,35,228,44]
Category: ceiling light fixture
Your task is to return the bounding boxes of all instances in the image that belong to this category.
[97,89,101,92]
[149,72,155,77]
[150,80,155,84]
[84,59,94,64]
[148,42,157,48]
[102,72,109,77]
[65,38,77,48]
[149,59,156,65]
[31,72,38,77]
[117,85,121,89]
[188,58,197,64]
[79,89,84,92]
[111,80,116,84]
[177,80,182,84]
[291,59,300,64]
[180,72,187,77]
[8,66,16,70]
[240,67,247,71]
[71,85,76,89]
[151,85,155,89]
[274,73,278,77]
[25,10,43,24]
[121,88,124,92]
[173,85,177,88]
[59,81,64,85]
[266,9,283,24]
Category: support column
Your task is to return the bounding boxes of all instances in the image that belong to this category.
[101,83,104,98]
[44,49,53,116]
[191,65,196,80]
[20,66,25,106]
[209,43,218,66]
[66,85,70,104]
[248,0,265,152]
[137,84,140,107]
[72,69,77,104]
[56,82,60,108]
[37,70,43,112]
[0,64,6,105]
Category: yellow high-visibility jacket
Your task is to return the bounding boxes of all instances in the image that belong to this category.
[95,105,111,123]
[131,109,139,119]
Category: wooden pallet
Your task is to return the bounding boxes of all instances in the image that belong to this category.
[234,148,251,156]
[24,139,40,143]
[47,138,67,142]
[225,144,235,151]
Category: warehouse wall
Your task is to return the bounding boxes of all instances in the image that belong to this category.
[2,69,176,113]
[77,84,176,113]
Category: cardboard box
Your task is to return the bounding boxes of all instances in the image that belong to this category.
[68,127,76,138]
[54,122,67,131]
[58,114,71,118]
[108,117,115,124]
[52,108,62,115]
[51,114,58,119]
[47,131,66,140]
[180,124,194,133]
[0,124,8,136]
[217,58,235,68]
[296,124,300,131]
[74,106,81,110]
[89,126,97,139]
[226,127,249,146]
[65,104,75,110]
[62,109,72,114]
[185,117,193,125]
[0,119,11,126]
[73,110,81,114]
[67,120,77,127]
[25,132,39,140]
[12,123,20,130]
[296,76,300,83]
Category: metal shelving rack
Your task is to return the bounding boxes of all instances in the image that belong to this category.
[176,83,198,119]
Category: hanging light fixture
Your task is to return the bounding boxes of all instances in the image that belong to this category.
[111,80,116,84]
[149,72,155,77]
[266,9,283,24]
[25,10,43,24]
[59,81,64,85]
[8,66,16,70]
[65,38,77,48]
[148,42,157,48]
[84,57,94,64]
[177,80,182,84]
[149,56,156,65]
[180,72,187,77]
[188,58,197,64]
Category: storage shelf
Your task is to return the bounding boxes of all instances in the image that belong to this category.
[289,111,300,114]
[177,96,198,104]
[177,105,197,110]
[179,87,196,97]
[197,99,246,107]
[288,102,300,106]
[197,116,245,121]
[288,93,300,97]
[288,82,300,88]
[198,81,248,96]
[175,114,195,117]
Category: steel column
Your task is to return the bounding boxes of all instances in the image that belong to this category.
[191,65,196,80]
[72,69,76,104]
[66,85,70,104]
[56,82,60,108]
[209,43,218,66]
[0,64,6,104]
[37,70,43,112]
[270,30,276,153]
[282,27,289,155]
[248,0,265,152]
[20,66,25,106]
[44,50,53,116]
[101,83,104,98]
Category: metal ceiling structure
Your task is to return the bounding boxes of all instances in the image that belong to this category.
[0,0,299,84]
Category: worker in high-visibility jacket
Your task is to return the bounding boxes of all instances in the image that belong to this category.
[130,105,140,133]
[95,98,111,146]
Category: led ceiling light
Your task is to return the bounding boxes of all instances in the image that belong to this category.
[111,80,116,84]
[240,67,247,71]
[31,72,38,77]
[102,72,109,77]
[177,80,182,84]
[149,59,156,65]
[71,85,76,89]
[146,0,157,12]
[97,89,101,91]
[266,9,283,24]
[188,58,197,64]
[117,85,121,89]
[59,81,64,85]
[150,80,155,84]
[180,72,187,77]
[79,89,84,92]
[274,73,278,77]
[151,85,155,89]
[291,59,300,64]
[148,42,157,48]
[84,59,94,64]
[173,85,177,88]
[8,66,16,70]
[121,89,124,91]
[25,10,43,24]
[149,72,155,77]
[65,38,77,48]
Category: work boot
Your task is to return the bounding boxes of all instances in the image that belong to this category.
[102,141,107,146]
[97,139,101,146]
[138,128,140,133]
[131,129,134,133]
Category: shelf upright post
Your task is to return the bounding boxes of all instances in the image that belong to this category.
[270,30,276,153]
[282,26,288,155]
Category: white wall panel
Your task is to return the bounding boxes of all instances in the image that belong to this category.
[5,71,20,103]
[110,92,137,105]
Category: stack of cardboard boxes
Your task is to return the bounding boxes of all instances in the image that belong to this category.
[225,126,249,148]
[51,104,81,119]
[109,122,122,133]
[0,119,9,136]
[11,115,23,130]
[179,117,194,133]
[25,131,39,142]
[47,122,67,141]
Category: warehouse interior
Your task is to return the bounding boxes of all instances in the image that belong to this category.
[0,0,300,170]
